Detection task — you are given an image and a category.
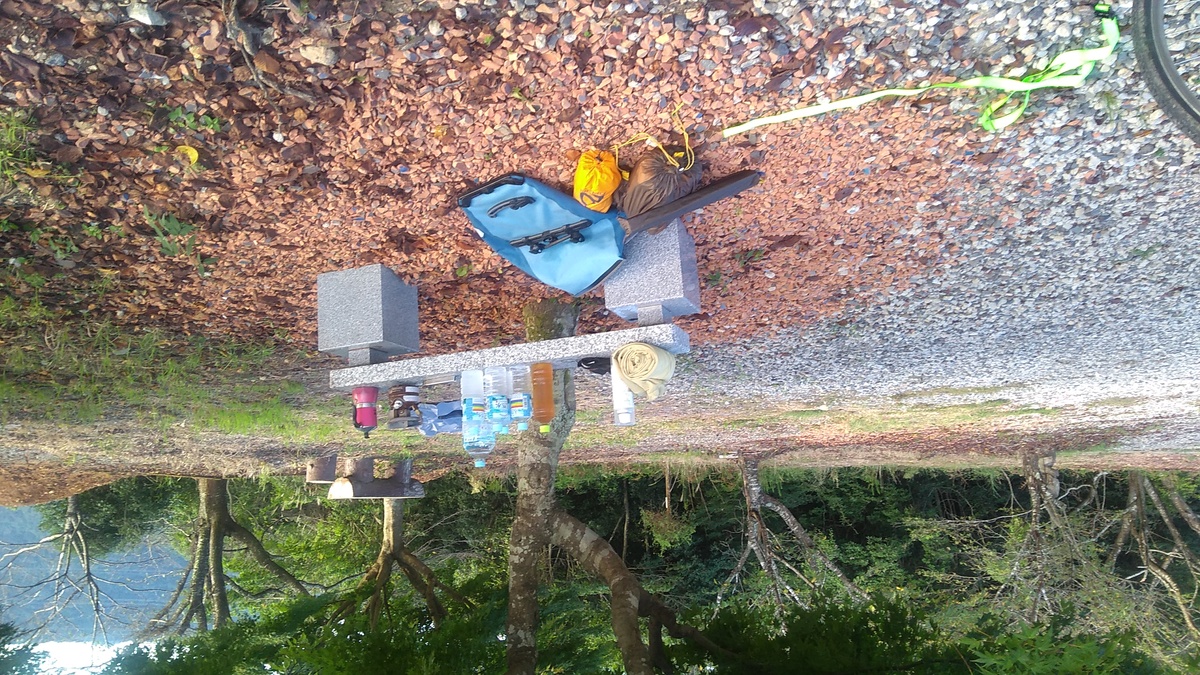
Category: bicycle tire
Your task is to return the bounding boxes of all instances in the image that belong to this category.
[1131,0,1200,144]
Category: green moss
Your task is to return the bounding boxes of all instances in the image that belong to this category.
[781,409,830,421]
[1086,397,1145,408]
[892,384,1024,400]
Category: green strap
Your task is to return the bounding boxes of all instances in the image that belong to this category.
[722,9,1120,138]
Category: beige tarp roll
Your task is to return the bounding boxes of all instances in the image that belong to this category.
[613,342,676,401]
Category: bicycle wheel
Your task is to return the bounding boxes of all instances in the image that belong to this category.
[1132,0,1200,144]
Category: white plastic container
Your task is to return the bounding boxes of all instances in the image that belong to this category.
[460,370,486,422]
[508,364,534,431]
[611,368,636,426]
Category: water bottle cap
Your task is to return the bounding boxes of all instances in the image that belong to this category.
[539,424,551,433]
[474,458,486,468]
[517,423,528,431]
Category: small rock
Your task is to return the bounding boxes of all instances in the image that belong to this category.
[126,2,166,26]
[44,52,66,67]
[673,14,688,31]
[707,9,727,24]
[534,33,548,50]
[299,44,339,66]
[428,19,445,36]
[455,6,468,20]
[373,68,392,80]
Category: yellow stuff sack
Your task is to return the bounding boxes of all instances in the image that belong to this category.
[573,149,621,212]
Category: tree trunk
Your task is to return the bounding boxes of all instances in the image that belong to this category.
[507,299,579,675]
[507,429,560,674]
[147,478,314,636]
[549,510,653,675]
[201,479,231,629]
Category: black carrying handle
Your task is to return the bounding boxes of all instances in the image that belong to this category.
[457,173,526,208]
[509,220,589,254]
[623,169,762,239]
[487,195,535,217]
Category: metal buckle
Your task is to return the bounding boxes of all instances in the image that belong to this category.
[1094,3,1115,19]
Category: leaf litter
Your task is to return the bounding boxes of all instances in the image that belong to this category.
[0,0,1031,353]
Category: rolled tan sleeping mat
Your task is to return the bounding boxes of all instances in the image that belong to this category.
[613,342,676,401]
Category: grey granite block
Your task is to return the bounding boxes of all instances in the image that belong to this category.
[604,219,701,322]
[348,348,389,366]
[329,323,690,391]
[636,305,667,326]
[317,264,419,359]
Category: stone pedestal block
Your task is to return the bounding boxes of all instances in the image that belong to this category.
[317,264,419,362]
[603,219,701,325]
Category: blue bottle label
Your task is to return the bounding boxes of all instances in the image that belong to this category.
[487,395,510,422]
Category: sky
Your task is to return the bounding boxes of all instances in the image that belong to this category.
[1,504,185,671]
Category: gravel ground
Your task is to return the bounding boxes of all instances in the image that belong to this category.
[679,0,1200,416]
[6,0,1196,428]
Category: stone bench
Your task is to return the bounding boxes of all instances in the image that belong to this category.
[327,323,689,391]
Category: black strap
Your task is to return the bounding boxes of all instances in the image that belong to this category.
[623,170,762,238]
[457,173,526,208]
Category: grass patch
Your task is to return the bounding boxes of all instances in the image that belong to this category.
[0,109,39,194]
[564,423,655,449]
[0,295,372,446]
[574,408,603,425]
[722,418,766,429]
[836,400,1056,434]
[736,401,1058,435]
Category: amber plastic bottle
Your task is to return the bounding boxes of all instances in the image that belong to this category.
[530,362,555,426]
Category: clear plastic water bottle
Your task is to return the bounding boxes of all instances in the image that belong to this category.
[462,417,496,468]
[460,369,486,422]
[508,364,534,431]
[483,366,512,427]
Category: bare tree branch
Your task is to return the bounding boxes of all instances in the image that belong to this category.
[225,521,310,596]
